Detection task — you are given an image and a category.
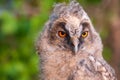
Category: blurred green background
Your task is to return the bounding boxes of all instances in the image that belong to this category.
[0,0,120,80]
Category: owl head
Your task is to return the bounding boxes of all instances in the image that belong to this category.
[36,1,103,56]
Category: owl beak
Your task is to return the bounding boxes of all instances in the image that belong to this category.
[71,37,79,54]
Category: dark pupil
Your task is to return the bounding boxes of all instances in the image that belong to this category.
[61,31,65,35]
[82,32,86,35]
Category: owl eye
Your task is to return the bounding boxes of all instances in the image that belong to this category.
[58,31,67,38]
[81,31,88,38]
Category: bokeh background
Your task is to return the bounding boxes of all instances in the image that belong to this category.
[0,0,120,80]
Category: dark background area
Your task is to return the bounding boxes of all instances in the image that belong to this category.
[0,0,120,80]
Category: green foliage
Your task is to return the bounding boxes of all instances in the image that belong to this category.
[100,27,110,40]
[103,47,112,61]
[0,1,42,80]
[0,11,17,35]
[85,0,102,5]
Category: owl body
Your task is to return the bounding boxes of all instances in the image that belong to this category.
[36,1,117,80]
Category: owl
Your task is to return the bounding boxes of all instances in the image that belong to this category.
[36,1,117,80]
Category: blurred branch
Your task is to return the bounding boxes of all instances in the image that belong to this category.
[109,0,120,79]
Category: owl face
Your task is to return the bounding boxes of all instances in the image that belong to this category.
[37,1,103,56]
[48,15,93,54]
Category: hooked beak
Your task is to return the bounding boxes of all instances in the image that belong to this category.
[71,37,79,54]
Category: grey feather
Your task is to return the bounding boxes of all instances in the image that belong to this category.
[36,1,117,80]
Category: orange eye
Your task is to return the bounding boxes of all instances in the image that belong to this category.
[58,31,67,38]
[81,31,88,38]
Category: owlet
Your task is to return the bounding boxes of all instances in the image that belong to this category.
[36,1,117,80]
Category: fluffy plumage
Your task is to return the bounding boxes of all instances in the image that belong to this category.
[36,1,117,80]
